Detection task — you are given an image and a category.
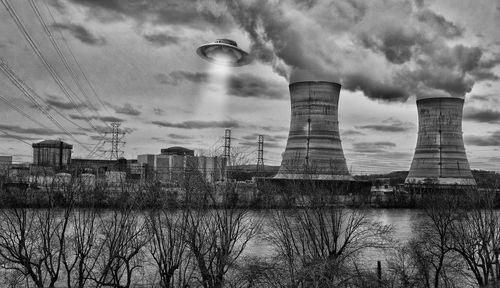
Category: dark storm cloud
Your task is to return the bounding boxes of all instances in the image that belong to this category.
[167,133,192,139]
[465,131,500,146]
[67,0,497,103]
[469,94,496,103]
[470,54,500,81]
[358,25,418,65]
[357,118,413,132]
[463,108,500,123]
[172,71,209,84]
[150,137,165,142]
[357,125,409,132]
[0,134,37,141]
[352,141,396,153]
[0,124,61,136]
[143,33,180,47]
[48,0,66,11]
[227,73,286,99]
[470,70,499,82]
[155,71,209,86]
[154,73,172,85]
[98,116,123,122]
[239,141,283,148]
[341,129,365,136]
[260,126,288,133]
[46,95,89,110]
[241,133,287,143]
[224,1,416,101]
[152,120,240,129]
[89,135,104,141]
[67,0,233,32]
[414,9,463,38]
[70,114,123,123]
[112,103,141,116]
[223,0,493,102]
[89,124,135,135]
[52,23,106,45]
[342,73,409,101]
[153,107,165,116]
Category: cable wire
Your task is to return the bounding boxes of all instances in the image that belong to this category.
[41,0,114,117]
[1,0,100,133]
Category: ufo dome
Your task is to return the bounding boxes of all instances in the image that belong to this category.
[196,39,250,67]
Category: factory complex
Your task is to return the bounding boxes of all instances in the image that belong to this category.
[0,80,479,204]
[2,141,226,189]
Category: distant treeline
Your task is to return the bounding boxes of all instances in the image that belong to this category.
[355,169,500,188]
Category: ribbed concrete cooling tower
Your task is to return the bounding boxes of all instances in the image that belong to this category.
[406,97,476,186]
[275,81,353,180]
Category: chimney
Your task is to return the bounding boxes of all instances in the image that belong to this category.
[275,81,353,180]
[406,97,476,186]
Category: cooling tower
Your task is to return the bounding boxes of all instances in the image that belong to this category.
[275,81,353,180]
[406,97,476,186]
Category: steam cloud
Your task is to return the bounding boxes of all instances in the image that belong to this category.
[67,0,498,102]
[223,0,494,101]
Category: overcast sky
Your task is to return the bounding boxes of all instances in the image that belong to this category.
[0,0,499,174]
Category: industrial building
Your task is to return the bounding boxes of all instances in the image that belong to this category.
[275,81,353,180]
[406,97,476,187]
[161,146,194,156]
[32,140,72,169]
[138,147,226,184]
[0,156,12,176]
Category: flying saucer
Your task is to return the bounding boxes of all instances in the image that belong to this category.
[196,39,250,67]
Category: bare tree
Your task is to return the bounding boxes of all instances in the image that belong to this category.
[408,192,464,288]
[145,208,190,288]
[0,168,74,288]
[184,205,260,288]
[266,180,393,287]
[62,201,102,288]
[89,188,150,288]
[62,179,103,288]
[450,190,500,287]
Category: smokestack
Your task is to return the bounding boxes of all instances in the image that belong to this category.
[275,81,353,180]
[406,97,476,186]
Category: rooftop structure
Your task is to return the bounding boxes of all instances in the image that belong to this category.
[161,146,195,156]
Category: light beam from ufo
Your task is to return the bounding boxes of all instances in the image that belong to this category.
[194,39,250,120]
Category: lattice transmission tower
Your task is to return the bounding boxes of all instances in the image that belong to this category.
[103,122,125,160]
[223,129,231,165]
[257,135,264,173]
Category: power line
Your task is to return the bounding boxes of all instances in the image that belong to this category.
[41,0,114,117]
[28,0,109,126]
[86,138,106,159]
[0,94,54,131]
[1,0,100,134]
[0,62,92,153]
[0,129,31,146]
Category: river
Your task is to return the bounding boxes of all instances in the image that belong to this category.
[245,208,424,263]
